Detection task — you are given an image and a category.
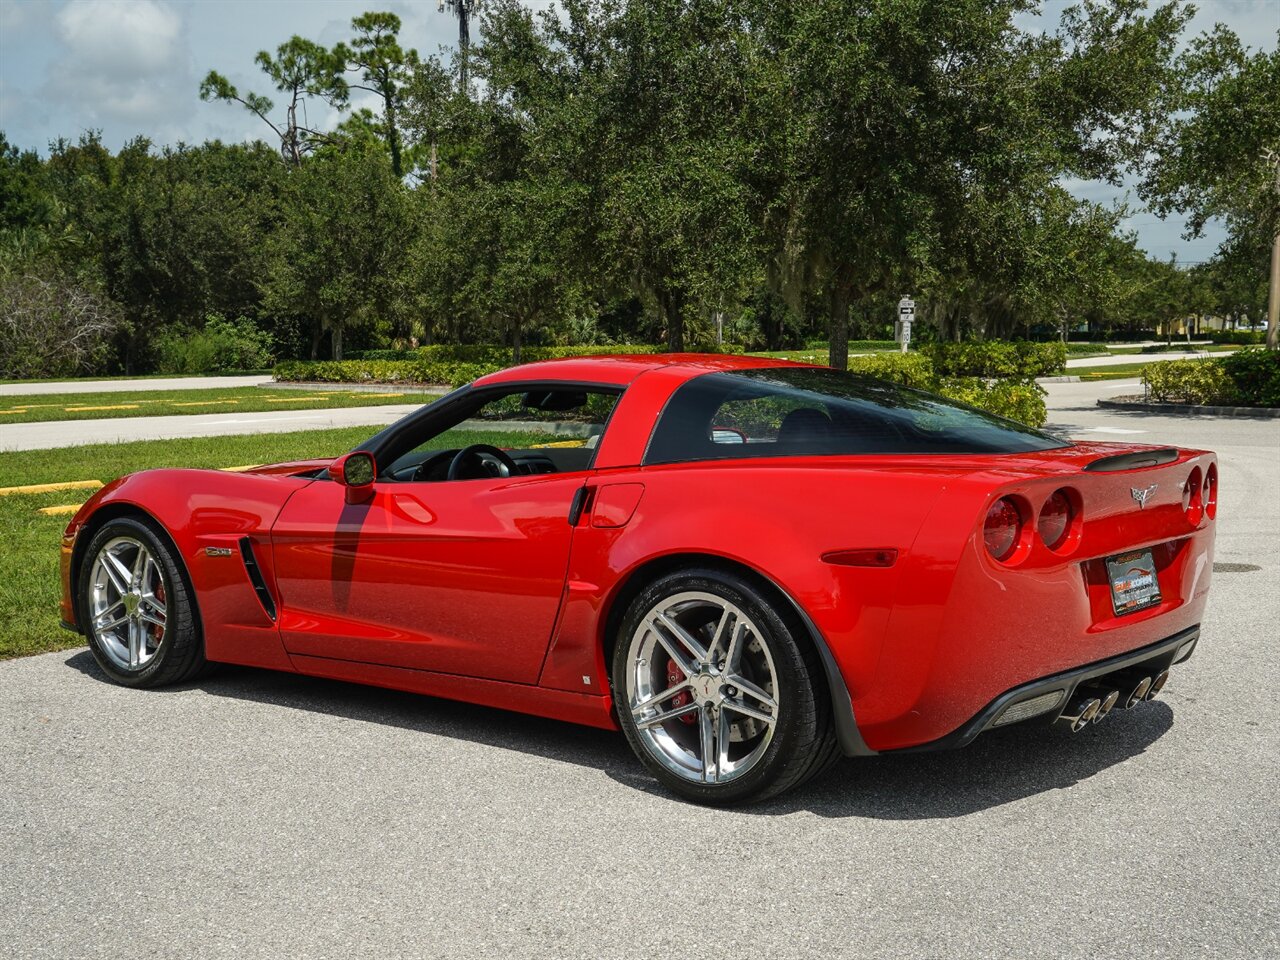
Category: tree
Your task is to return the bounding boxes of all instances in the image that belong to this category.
[521,0,759,351]
[0,272,122,379]
[262,149,414,360]
[439,1,484,93]
[747,0,1190,369]
[337,12,418,178]
[200,37,349,166]
[1141,27,1280,348]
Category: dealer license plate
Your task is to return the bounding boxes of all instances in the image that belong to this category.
[1107,549,1162,616]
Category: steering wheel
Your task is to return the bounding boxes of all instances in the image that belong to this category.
[447,443,520,481]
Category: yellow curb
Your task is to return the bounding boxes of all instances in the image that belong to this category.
[361,393,405,398]
[63,404,140,412]
[172,400,240,407]
[219,464,262,472]
[266,396,330,402]
[0,480,103,497]
[38,504,85,516]
[531,439,587,449]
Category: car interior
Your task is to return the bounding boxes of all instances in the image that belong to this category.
[380,387,614,482]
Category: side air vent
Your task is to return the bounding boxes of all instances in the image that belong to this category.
[1083,448,1178,473]
[238,537,278,621]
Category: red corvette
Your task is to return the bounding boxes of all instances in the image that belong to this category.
[59,354,1216,803]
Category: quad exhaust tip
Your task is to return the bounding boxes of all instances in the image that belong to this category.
[1124,676,1153,709]
[1058,697,1102,733]
[1092,690,1120,724]
[1146,669,1170,701]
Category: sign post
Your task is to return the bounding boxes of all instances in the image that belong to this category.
[897,296,915,353]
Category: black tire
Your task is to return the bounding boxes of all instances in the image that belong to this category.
[78,516,207,688]
[611,567,838,805]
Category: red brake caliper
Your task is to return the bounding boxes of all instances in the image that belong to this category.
[150,581,166,640]
[666,658,698,725]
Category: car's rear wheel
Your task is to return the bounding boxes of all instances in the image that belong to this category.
[612,568,837,804]
[80,516,206,687]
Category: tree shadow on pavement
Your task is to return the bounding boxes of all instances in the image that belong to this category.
[65,649,1174,819]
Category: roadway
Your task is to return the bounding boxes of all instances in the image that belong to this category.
[0,404,424,452]
[0,375,274,396]
[2,379,1277,959]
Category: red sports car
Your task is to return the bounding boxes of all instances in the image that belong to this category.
[58,355,1216,803]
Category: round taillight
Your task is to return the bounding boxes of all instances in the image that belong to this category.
[984,497,1022,561]
[1184,466,1203,525]
[1038,489,1073,550]
[1205,464,1218,519]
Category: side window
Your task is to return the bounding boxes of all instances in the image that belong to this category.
[712,395,823,443]
[387,387,622,481]
[645,368,1066,465]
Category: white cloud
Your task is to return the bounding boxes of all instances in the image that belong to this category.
[46,0,193,127]
[57,0,182,74]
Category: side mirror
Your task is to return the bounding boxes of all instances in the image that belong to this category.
[328,452,376,504]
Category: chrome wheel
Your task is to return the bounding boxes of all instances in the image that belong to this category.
[625,591,779,785]
[88,536,167,672]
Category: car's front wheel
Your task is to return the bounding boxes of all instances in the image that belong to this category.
[612,567,838,804]
[79,516,206,687]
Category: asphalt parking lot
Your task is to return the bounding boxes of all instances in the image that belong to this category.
[2,380,1277,960]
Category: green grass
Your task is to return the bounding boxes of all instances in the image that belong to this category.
[0,425,555,659]
[1071,362,1161,380]
[0,386,442,425]
[749,344,903,363]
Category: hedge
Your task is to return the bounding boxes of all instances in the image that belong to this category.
[1141,349,1279,407]
[1207,330,1266,346]
[845,352,1047,425]
[920,341,1067,379]
[345,343,661,363]
[277,345,1053,426]
[1142,358,1237,405]
[937,378,1048,427]
[274,358,490,387]
[1221,348,1280,406]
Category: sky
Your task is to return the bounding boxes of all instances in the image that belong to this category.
[1,0,1277,263]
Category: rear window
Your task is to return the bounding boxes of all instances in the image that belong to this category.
[644,367,1068,464]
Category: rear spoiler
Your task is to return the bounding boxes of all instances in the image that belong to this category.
[1083,448,1179,473]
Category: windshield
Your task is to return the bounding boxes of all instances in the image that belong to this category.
[644,367,1068,464]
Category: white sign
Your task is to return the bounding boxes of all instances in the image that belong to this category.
[898,296,915,352]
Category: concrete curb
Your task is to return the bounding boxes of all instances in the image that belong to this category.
[261,380,449,395]
[1038,376,1081,383]
[1097,397,1280,419]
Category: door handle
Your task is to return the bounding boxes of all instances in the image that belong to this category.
[568,485,593,525]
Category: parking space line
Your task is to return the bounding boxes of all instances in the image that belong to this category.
[0,480,103,497]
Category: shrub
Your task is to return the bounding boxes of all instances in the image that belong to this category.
[275,343,1053,425]
[275,344,662,387]
[1220,348,1280,407]
[417,343,659,364]
[274,358,489,387]
[1065,342,1108,357]
[846,352,937,389]
[921,341,1067,380]
[0,272,122,379]
[1142,359,1238,405]
[345,348,418,361]
[157,314,274,374]
[937,378,1048,427]
[1207,330,1266,346]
